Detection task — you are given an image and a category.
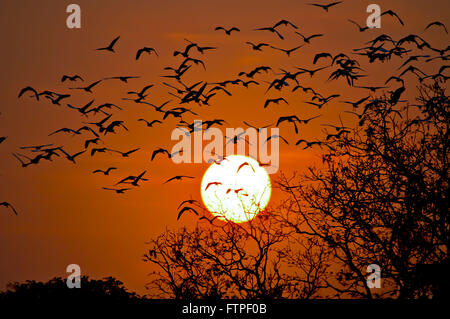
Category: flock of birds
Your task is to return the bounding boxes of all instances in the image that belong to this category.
[1,1,449,220]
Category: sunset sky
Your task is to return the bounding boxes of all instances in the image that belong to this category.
[0,0,448,295]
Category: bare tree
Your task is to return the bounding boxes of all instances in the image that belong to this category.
[278,80,449,299]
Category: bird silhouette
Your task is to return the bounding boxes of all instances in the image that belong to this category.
[61,75,83,82]
[246,42,269,51]
[237,162,255,173]
[96,36,120,52]
[348,19,369,32]
[93,167,117,175]
[205,182,222,191]
[295,31,324,44]
[102,187,130,194]
[136,47,158,60]
[264,97,288,109]
[215,26,240,35]
[425,21,448,34]
[0,202,17,215]
[18,86,39,100]
[138,119,162,127]
[308,1,342,11]
[69,80,102,93]
[151,148,172,161]
[270,45,304,57]
[164,175,194,184]
[177,206,198,220]
[264,134,289,145]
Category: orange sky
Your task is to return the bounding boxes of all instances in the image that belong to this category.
[0,0,449,295]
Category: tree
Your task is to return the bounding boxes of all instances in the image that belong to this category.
[278,80,449,299]
[0,276,142,304]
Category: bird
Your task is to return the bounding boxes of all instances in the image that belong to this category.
[102,187,130,194]
[246,42,269,51]
[67,99,95,115]
[84,137,101,149]
[93,167,117,175]
[164,176,194,184]
[237,162,255,173]
[96,36,120,52]
[69,80,102,93]
[136,47,158,60]
[308,1,343,11]
[0,202,17,215]
[59,148,86,163]
[151,148,172,161]
[104,76,140,83]
[177,199,198,209]
[273,19,298,29]
[18,86,40,100]
[48,127,80,136]
[130,171,147,186]
[313,52,333,64]
[425,21,448,34]
[381,10,404,26]
[270,45,304,57]
[0,136,7,144]
[340,96,370,108]
[205,182,222,191]
[255,26,284,40]
[215,26,240,35]
[177,206,198,220]
[295,32,324,44]
[138,119,162,127]
[264,134,289,145]
[19,143,54,151]
[354,85,387,92]
[107,148,140,157]
[61,75,83,82]
[264,97,288,109]
[347,19,369,32]
[127,84,154,99]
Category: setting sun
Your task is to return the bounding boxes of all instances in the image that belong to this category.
[200,155,271,223]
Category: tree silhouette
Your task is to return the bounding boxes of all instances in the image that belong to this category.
[144,207,329,299]
[144,80,448,300]
[0,276,142,304]
[278,80,449,299]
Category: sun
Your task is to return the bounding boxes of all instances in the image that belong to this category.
[201,155,271,223]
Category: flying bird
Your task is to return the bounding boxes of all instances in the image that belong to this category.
[205,182,222,191]
[425,21,448,34]
[308,1,343,11]
[136,47,159,60]
[347,19,369,32]
[264,97,288,109]
[381,9,404,26]
[270,45,304,57]
[164,175,194,184]
[96,36,120,52]
[295,32,324,44]
[177,206,199,220]
[246,42,269,51]
[0,202,17,215]
[69,80,102,93]
[215,26,240,35]
[264,134,289,145]
[138,119,162,127]
[102,187,131,194]
[61,75,83,82]
[18,86,39,100]
[93,167,117,175]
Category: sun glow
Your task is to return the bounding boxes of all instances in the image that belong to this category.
[200,155,271,223]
